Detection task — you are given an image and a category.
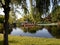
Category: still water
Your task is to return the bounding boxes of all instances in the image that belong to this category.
[11,27,53,38]
[10,26,60,38]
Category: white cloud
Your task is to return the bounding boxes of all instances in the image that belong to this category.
[15,12,23,19]
[0,8,5,15]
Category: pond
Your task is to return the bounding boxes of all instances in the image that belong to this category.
[10,26,60,38]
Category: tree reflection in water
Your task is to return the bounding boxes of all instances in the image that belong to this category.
[10,25,60,38]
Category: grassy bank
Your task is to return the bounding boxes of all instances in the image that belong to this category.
[0,34,60,45]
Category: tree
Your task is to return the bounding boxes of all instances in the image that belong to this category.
[36,0,50,14]
[0,0,60,45]
[0,0,27,45]
[0,0,10,45]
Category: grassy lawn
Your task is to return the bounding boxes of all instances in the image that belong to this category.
[0,34,60,45]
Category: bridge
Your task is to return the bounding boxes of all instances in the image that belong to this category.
[21,23,58,27]
[37,23,58,26]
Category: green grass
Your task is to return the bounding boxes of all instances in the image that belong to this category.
[0,34,60,45]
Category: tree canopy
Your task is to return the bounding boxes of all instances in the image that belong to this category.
[0,0,60,45]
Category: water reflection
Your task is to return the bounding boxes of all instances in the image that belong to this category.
[49,26,60,38]
[11,27,53,38]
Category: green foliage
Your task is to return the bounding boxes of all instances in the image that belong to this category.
[51,6,60,22]
[0,18,4,23]
[0,15,4,23]
[11,0,28,14]
[49,26,60,38]
[8,14,15,24]
[11,0,22,4]
[0,24,3,33]
[36,0,50,14]
[21,26,43,33]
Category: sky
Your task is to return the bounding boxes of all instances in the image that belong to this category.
[0,0,60,19]
[0,8,4,15]
[0,0,30,19]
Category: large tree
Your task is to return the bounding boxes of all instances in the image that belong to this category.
[0,0,10,45]
[0,0,27,45]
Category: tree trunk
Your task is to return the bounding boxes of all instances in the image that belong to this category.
[3,0,10,45]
